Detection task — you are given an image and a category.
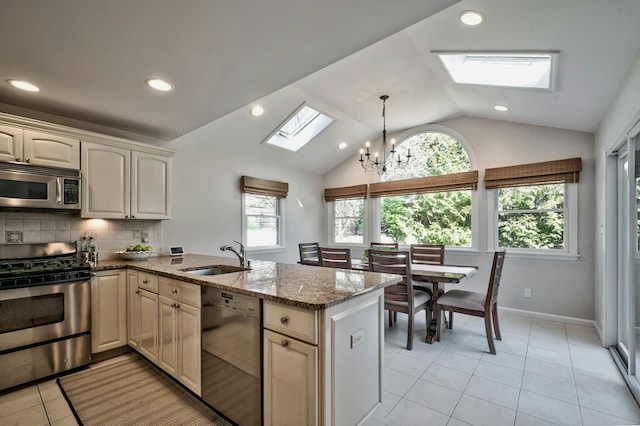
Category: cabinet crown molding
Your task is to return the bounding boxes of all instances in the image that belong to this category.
[0,112,175,157]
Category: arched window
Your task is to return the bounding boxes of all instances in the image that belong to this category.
[377,126,476,247]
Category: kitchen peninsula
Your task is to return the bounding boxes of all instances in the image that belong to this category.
[92,254,401,425]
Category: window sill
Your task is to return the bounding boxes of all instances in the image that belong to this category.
[498,250,580,261]
[247,246,286,254]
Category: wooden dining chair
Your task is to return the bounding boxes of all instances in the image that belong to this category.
[369,249,431,350]
[436,251,506,354]
[318,247,352,269]
[298,242,320,266]
[410,244,450,325]
[370,242,399,250]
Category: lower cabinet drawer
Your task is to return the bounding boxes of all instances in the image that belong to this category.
[159,277,200,307]
[263,300,318,345]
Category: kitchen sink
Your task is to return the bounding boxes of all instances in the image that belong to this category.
[180,265,250,275]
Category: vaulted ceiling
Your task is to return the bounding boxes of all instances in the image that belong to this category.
[2,0,640,175]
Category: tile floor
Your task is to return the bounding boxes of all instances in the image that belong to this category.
[0,313,638,426]
[366,312,640,426]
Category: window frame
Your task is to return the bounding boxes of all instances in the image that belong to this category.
[241,192,286,252]
[373,124,479,253]
[487,183,578,260]
[329,197,367,245]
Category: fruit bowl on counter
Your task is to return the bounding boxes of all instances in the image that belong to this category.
[116,245,155,260]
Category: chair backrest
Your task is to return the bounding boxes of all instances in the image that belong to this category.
[370,242,399,251]
[368,249,413,305]
[299,242,319,263]
[484,251,506,308]
[410,244,444,265]
[318,247,352,269]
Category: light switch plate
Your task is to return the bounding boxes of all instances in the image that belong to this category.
[351,330,364,348]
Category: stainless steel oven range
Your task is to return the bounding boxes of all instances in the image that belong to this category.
[0,242,91,391]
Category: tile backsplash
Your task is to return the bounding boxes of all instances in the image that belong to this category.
[0,212,162,260]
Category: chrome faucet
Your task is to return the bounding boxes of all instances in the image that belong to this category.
[220,240,246,267]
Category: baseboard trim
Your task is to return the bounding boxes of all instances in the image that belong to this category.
[498,307,595,328]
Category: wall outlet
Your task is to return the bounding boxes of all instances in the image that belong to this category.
[6,231,23,243]
[524,288,532,298]
[350,330,364,348]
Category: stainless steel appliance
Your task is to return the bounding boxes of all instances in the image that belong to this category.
[201,287,262,425]
[0,242,91,391]
[0,162,80,211]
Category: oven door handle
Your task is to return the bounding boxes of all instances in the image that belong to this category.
[56,178,62,206]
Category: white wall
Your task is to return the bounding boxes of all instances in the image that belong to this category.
[324,117,596,320]
[594,51,640,344]
[163,108,324,265]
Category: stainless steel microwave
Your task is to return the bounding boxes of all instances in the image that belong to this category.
[0,162,81,210]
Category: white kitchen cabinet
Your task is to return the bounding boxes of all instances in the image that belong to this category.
[158,277,201,395]
[263,289,384,426]
[264,329,318,426]
[127,269,159,364]
[81,141,171,219]
[0,125,79,169]
[90,270,127,354]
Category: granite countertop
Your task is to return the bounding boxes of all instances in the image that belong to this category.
[94,254,401,310]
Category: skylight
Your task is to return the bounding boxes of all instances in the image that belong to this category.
[263,104,334,152]
[434,51,559,90]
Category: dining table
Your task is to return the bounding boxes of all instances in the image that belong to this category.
[352,258,477,343]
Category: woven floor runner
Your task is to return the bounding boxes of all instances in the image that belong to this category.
[57,353,231,426]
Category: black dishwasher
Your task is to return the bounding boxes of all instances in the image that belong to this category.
[201,287,262,425]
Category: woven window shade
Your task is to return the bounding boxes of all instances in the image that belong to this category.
[369,170,478,198]
[241,176,289,198]
[484,157,581,189]
[324,184,368,202]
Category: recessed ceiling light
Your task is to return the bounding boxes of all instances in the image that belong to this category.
[7,79,40,92]
[494,105,509,112]
[250,105,264,117]
[337,142,347,150]
[459,10,484,26]
[145,78,173,92]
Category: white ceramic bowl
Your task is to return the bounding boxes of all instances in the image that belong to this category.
[116,250,155,260]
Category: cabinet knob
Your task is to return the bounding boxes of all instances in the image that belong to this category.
[143,279,148,284]
[15,157,20,162]
[172,288,178,294]
[280,340,289,348]
[125,215,129,219]
[280,316,289,325]
[91,272,97,276]
[132,215,135,218]
[172,303,180,309]
[25,158,30,163]
[135,290,140,294]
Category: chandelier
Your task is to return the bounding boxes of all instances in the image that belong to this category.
[358,95,411,174]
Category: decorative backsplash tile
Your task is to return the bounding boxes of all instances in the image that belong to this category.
[0,212,162,260]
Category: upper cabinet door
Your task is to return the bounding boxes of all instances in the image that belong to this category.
[23,130,80,169]
[0,124,23,162]
[131,151,171,219]
[81,142,130,219]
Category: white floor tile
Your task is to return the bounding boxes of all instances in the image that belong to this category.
[50,416,80,426]
[580,406,640,425]
[37,379,64,402]
[447,418,472,426]
[524,357,575,383]
[463,375,520,410]
[371,390,401,420]
[387,352,432,378]
[433,352,480,374]
[517,390,581,426]
[44,397,74,422]
[421,364,472,393]
[384,367,419,397]
[526,346,572,367]
[473,360,523,389]
[0,402,49,426]
[443,342,486,360]
[576,380,640,422]
[451,394,516,426]
[571,352,621,378]
[480,350,526,371]
[384,398,450,426]
[514,412,557,426]
[404,378,462,416]
[0,386,43,418]
[521,372,578,405]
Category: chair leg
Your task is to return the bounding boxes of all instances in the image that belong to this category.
[388,310,393,327]
[394,311,398,323]
[407,313,414,350]
[426,306,432,329]
[484,313,496,355]
[448,311,453,329]
[492,304,502,340]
